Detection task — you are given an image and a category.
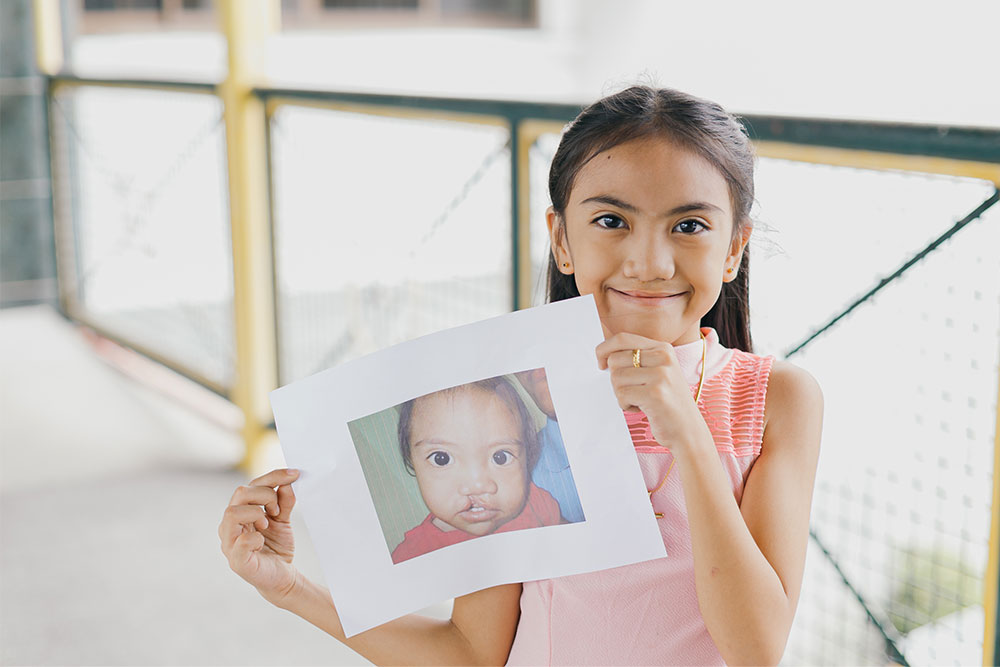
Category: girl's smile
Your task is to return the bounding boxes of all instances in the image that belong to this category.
[609,288,688,305]
[549,137,749,345]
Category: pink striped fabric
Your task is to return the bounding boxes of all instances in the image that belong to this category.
[507,328,774,666]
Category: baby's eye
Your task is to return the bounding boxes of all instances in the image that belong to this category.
[593,214,627,230]
[674,218,707,234]
[429,451,451,467]
[492,450,515,465]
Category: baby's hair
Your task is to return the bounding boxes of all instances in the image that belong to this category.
[546,85,756,352]
[397,377,541,475]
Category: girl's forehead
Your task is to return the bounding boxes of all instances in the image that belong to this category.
[571,137,731,215]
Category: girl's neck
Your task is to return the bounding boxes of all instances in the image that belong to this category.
[673,328,732,386]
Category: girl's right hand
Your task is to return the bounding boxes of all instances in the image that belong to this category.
[219,468,301,605]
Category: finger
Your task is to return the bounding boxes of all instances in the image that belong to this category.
[609,366,664,388]
[605,348,653,371]
[219,515,243,547]
[229,485,280,516]
[613,384,652,412]
[248,468,299,490]
[275,483,296,522]
[608,344,680,371]
[230,530,266,570]
[222,504,269,533]
[595,333,659,368]
[594,333,652,370]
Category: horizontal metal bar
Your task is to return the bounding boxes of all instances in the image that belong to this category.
[755,141,1000,184]
[742,114,1000,164]
[66,308,233,399]
[47,73,218,95]
[264,95,511,129]
[256,86,583,124]
[46,76,1000,164]
[260,88,1000,164]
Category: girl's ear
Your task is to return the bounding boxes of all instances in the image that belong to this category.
[724,222,752,282]
[547,207,573,274]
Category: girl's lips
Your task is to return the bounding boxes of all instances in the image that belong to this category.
[610,288,685,304]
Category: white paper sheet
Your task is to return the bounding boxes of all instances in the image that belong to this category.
[270,295,666,637]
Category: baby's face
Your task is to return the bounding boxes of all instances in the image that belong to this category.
[408,388,529,536]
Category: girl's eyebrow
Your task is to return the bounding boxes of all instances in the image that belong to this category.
[580,194,723,217]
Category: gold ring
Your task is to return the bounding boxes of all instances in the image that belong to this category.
[632,348,641,368]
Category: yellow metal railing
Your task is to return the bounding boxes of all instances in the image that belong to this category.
[218,0,279,470]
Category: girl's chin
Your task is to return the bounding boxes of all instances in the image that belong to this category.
[600,317,688,344]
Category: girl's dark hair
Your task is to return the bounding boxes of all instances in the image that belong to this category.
[545,85,755,352]
[397,376,541,475]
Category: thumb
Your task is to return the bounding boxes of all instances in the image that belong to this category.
[275,483,296,522]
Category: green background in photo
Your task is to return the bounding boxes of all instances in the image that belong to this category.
[348,373,548,556]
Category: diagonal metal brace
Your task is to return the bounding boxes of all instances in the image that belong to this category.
[784,188,1000,359]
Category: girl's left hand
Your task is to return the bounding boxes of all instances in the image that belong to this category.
[596,332,712,455]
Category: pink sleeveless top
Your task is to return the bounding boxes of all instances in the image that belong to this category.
[507,328,774,666]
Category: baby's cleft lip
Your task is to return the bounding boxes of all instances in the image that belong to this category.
[458,499,499,522]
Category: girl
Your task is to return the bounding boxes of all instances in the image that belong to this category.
[218,85,823,666]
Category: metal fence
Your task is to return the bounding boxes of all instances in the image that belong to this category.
[44,71,1000,664]
[48,79,234,394]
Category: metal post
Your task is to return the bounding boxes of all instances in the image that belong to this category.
[32,0,63,75]
[511,119,534,310]
[985,341,1000,665]
[509,120,521,310]
[218,0,279,472]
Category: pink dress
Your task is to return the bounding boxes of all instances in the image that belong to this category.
[507,328,774,666]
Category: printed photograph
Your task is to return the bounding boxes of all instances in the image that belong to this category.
[348,369,585,564]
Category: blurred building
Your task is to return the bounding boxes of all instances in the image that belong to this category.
[75,0,537,31]
[0,0,61,308]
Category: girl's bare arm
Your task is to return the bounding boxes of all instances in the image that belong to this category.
[277,576,521,667]
[596,335,822,666]
[220,469,521,666]
[677,360,822,665]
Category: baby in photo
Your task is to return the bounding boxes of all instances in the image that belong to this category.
[391,376,564,563]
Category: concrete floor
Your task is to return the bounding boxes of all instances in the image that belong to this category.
[0,306,450,666]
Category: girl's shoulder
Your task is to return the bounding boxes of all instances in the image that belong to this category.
[761,358,824,439]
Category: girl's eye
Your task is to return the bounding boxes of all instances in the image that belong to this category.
[429,451,451,467]
[492,450,515,465]
[674,219,707,234]
[593,214,627,230]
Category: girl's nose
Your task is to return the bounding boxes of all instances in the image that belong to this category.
[459,464,497,495]
[622,232,674,281]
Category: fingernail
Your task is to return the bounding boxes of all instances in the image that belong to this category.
[286,468,298,475]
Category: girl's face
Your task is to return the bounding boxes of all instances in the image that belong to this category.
[549,137,750,345]
[408,388,530,536]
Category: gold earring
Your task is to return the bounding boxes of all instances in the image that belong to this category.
[562,262,570,269]
[726,267,734,274]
